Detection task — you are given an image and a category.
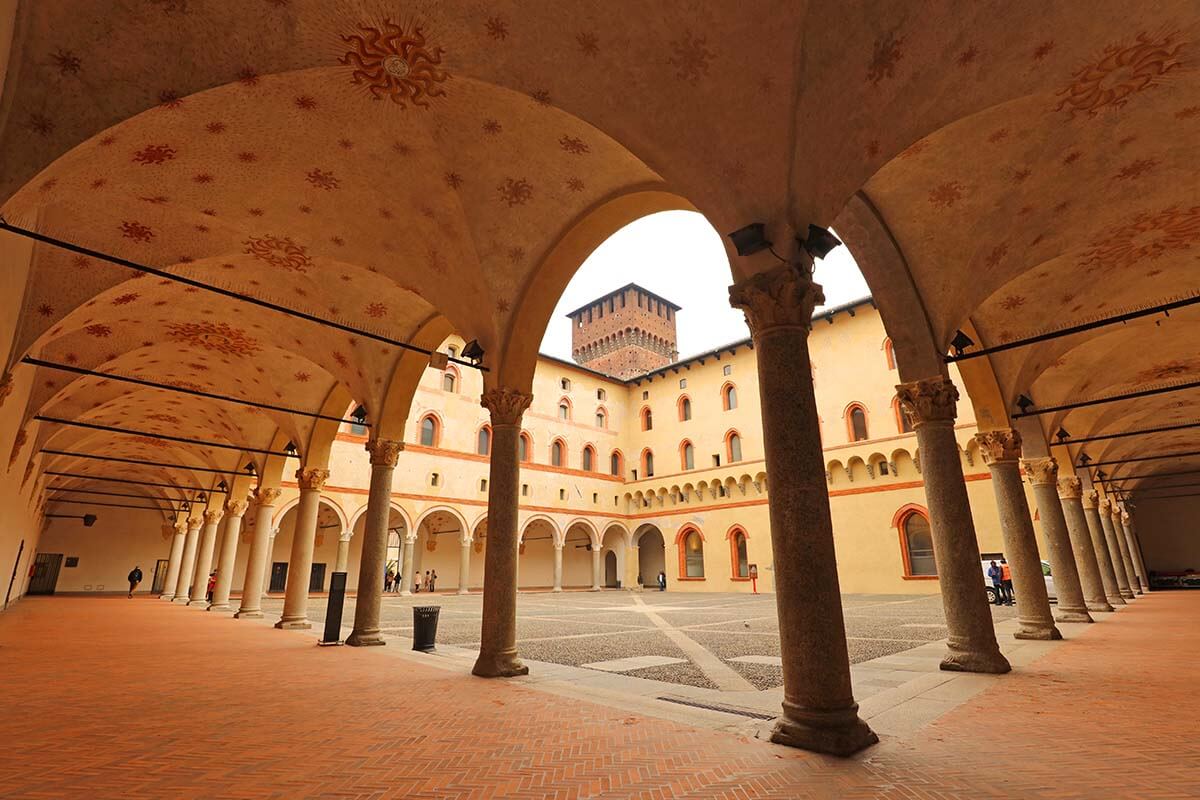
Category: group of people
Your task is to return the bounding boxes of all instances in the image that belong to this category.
[987,559,1015,606]
[126,566,218,601]
[384,567,438,594]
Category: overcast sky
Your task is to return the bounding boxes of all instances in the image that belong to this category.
[538,211,872,360]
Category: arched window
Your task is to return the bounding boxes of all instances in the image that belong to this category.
[846,404,869,442]
[519,431,532,462]
[680,440,695,471]
[893,396,914,433]
[595,407,607,428]
[896,506,937,577]
[558,397,572,420]
[883,338,896,370]
[642,448,655,478]
[476,426,491,455]
[679,527,705,578]
[610,450,623,476]
[640,406,653,431]
[726,431,743,463]
[442,368,458,393]
[551,439,566,467]
[722,383,738,410]
[728,527,750,579]
[678,395,692,421]
[419,415,439,447]
[582,445,595,471]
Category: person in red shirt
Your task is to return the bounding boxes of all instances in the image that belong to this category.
[1000,559,1014,605]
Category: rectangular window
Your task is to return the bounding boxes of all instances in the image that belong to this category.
[597,388,606,401]
[632,469,639,480]
[559,489,566,500]
[521,484,529,497]
[723,365,732,376]
[592,493,599,504]
[679,378,687,389]
[712,454,721,467]
[642,390,649,400]
[480,479,488,492]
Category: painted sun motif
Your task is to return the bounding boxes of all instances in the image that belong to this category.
[1055,31,1188,117]
[1080,205,1200,273]
[339,19,449,108]
[165,321,261,357]
[243,234,312,272]
[498,177,533,206]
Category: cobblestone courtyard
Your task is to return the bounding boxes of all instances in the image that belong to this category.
[262,590,1016,690]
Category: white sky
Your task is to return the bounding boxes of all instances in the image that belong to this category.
[539,211,872,360]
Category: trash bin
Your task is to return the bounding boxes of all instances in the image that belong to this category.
[412,605,440,652]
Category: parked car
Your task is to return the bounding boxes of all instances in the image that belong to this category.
[981,559,1056,604]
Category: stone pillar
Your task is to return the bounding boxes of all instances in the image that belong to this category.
[473,387,533,678]
[159,522,187,600]
[730,262,876,756]
[188,509,224,606]
[347,439,403,647]
[1123,511,1150,592]
[1057,478,1113,613]
[1022,458,1092,623]
[263,528,278,596]
[275,467,330,630]
[552,543,564,592]
[208,498,248,612]
[172,518,202,603]
[235,488,280,619]
[1112,508,1142,595]
[1082,490,1125,606]
[334,534,351,573]
[591,546,602,591]
[976,430,1060,640]
[624,544,640,590]
[1099,498,1135,600]
[399,534,416,596]
[458,538,472,594]
[897,377,1010,673]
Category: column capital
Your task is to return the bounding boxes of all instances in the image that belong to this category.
[296,467,331,492]
[728,262,824,336]
[365,438,404,467]
[339,530,353,542]
[1083,489,1099,509]
[481,387,533,426]
[1020,456,1058,486]
[975,429,1022,465]
[253,486,282,506]
[225,498,249,519]
[1057,475,1082,500]
[187,517,203,531]
[173,520,188,535]
[1098,497,1112,515]
[895,376,958,425]
[1121,511,1131,525]
[203,508,224,525]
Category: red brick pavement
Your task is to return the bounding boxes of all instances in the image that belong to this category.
[0,593,1197,799]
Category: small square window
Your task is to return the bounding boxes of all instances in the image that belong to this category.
[632,469,639,480]
[679,378,688,389]
[480,478,488,492]
[712,454,721,467]
[560,378,571,391]
[430,473,440,487]
[642,390,649,400]
[559,488,566,500]
[521,484,530,497]
[597,388,606,401]
[592,493,599,504]
[723,365,732,376]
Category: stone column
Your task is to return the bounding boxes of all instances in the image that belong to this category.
[977,430,1060,640]
[591,546,602,591]
[1099,498,1135,600]
[235,488,280,618]
[1082,490,1125,606]
[159,521,187,600]
[730,262,876,756]
[188,509,224,606]
[1057,478,1113,613]
[1123,511,1150,592]
[552,543,564,592]
[347,439,402,648]
[263,528,278,596]
[1112,508,1142,595]
[208,498,248,612]
[624,544,640,590]
[172,518,202,603]
[334,534,351,573]
[399,534,416,596]
[1022,458,1092,623]
[897,377,1010,673]
[473,387,533,678]
[275,467,330,630]
[458,538,472,594]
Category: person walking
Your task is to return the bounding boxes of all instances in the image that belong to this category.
[1000,558,1015,605]
[127,565,143,598]
[384,570,394,593]
[987,560,1003,606]
[429,570,437,593]
[414,571,422,593]
[424,570,432,594]
[657,570,666,592]
[206,571,217,603]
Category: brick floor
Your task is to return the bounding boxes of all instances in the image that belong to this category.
[0,593,1197,798]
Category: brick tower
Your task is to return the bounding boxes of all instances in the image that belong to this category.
[568,284,680,379]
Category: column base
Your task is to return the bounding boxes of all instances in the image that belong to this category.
[1014,624,1062,640]
[1119,590,1136,600]
[768,703,878,757]
[233,609,263,619]
[1054,609,1093,624]
[457,588,470,595]
[472,649,529,678]
[187,599,209,607]
[172,596,191,604]
[274,618,312,630]
[1107,594,1127,606]
[940,647,1011,674]
[400,590,412,597]
[552,587,563,593]
[160,593,175,601]
[207,603,233,612]
[590,586,601,592]
[346,629,386,647]
[1087,601,1116,613]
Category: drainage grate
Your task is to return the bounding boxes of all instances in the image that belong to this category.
[656,695,776,720]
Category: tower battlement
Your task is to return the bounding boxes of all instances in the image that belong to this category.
[567,284,680,379]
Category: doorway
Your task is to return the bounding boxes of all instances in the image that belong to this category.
[604,550,618,588]
[150,559,169,593]
[269,562,288,593]
[636,528,666,588]
[28,553,63,595]
[309,563,327,592]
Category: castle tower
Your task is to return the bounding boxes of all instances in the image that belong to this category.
[568,284,680,379]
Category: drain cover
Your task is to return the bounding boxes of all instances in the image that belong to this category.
[656,695,775,720]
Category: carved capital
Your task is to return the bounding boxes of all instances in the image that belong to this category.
[481,387,533,426]
[173,520,188,535]
[1121,511,1131,525]
[1020,456,1058,486]
[296,467,330,492]
[1057,476,1082,500]
[365,438,404,467]
[225,499,249,519]
[975,429,1022,466]
[203,508,223,525]
[896,376,958,426]
[1083,489,1099,509]
[0,371,12,408]
[728,263,824,336]
[254,486,282,506]
[1098,497,1112,515]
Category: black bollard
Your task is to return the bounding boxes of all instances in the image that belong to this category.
[319,571,348,646]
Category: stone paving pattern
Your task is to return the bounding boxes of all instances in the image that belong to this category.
[0,593,1196,798]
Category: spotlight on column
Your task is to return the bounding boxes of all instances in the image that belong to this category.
[797,224,842,260]
[1096,469,1107,481]
[1055,427,1071,443]
[83,514,97,527]
[284,441,298,456]
[950,330,975,356]
[461,339,485,365]
[351,405,368,426]
[726,223,772,257]
[181,500,190,512]
[1016,394,1035,414]
[244,462,257,476]
[1078,453,1092,466]
[217,480,228,493]
[196,492,207,504]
